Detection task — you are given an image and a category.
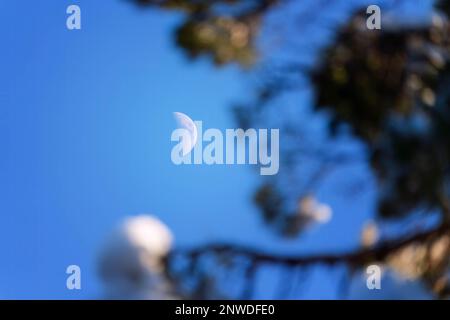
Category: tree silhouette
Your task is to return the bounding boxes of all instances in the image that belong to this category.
[128,0,450,299]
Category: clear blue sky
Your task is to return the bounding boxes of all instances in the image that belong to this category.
[0,0,434,299]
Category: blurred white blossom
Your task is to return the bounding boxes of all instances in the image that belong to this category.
[98,215,177,299]
[297,195,333,224]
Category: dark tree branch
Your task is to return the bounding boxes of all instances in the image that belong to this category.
[171,221,450,268]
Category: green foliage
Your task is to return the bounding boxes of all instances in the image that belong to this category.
[133,0,279,66]
[312,11,450,219]
[176,16,257,66]
[133,0,450,227]
[130,0,450,298]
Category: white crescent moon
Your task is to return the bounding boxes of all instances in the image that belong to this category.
[173,112,198,156]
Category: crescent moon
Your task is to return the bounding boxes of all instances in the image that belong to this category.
[173,112,198,156]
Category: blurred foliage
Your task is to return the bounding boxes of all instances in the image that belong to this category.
[312,9,450,219]
[438,0,450,15]
[387,233,450,296]
[176,16,257,65]
[133,0,279,66]
[129,0,450,298]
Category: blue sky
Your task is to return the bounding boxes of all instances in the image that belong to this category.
[0,0,435,299]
